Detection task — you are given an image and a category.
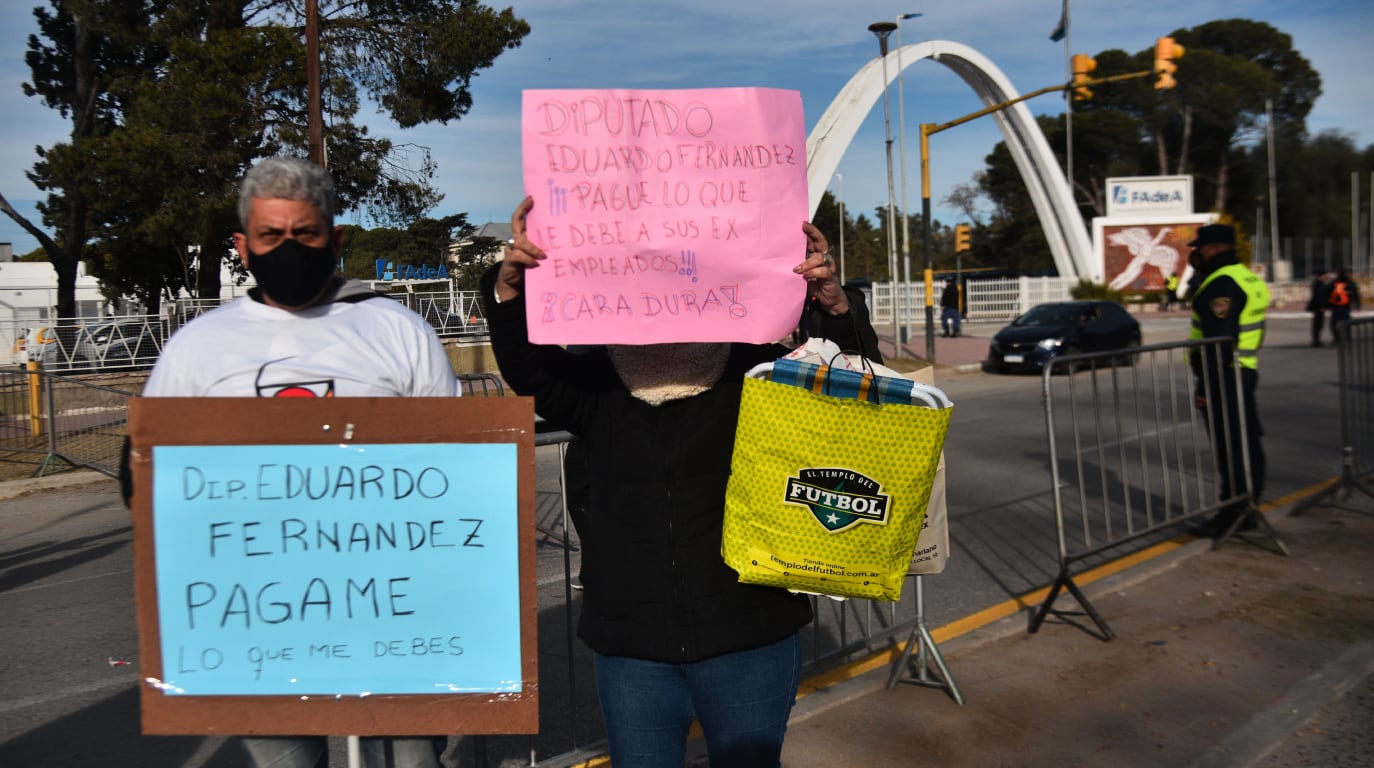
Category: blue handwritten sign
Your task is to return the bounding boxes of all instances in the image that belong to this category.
[151,442,520,696]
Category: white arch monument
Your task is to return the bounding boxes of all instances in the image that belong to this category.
[806,40,1093,280]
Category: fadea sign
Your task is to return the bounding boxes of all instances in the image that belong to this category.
[1105,176,1193,218]
[375,259,451,281]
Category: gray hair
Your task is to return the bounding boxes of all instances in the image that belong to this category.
[237,156,335,230]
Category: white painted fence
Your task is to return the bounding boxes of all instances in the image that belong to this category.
[868,277,1075,325]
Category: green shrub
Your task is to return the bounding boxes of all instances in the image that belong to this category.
[1068,279,1126,303]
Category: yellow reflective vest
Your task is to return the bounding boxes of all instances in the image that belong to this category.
[1189,263,1269,369]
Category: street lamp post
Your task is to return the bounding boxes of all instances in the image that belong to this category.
[1265,98,1279,280]
[835,173,846,285]
[896,11,925,358]
[869,21,899,356]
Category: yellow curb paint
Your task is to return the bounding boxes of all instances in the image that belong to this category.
[1263,478,1337,509]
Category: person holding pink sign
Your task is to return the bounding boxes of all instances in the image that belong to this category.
[484,196,877,768]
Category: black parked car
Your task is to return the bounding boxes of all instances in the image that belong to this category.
[986,300,1141,373]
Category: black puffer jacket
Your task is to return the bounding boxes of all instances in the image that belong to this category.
[483,267,876,662]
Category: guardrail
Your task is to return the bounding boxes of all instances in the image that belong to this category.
[1029,338,1285,640]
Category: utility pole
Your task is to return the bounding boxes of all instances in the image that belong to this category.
[307,0,325,167]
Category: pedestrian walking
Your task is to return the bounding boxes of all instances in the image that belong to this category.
[940,277,961,337]
[1306,270,1333,346]
[1327,268,1362,345]
[1163,273,1180,310]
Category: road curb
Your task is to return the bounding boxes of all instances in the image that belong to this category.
[0,470,110,500]
[1186,642,1374,768]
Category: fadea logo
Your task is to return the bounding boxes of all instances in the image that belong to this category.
[784,468,890,533]
[375,259,451,281]
[1111,186,1184,207]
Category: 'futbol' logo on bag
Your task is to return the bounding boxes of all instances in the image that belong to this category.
[784,468,890,533]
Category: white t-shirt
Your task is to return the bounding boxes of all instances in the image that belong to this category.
[144,292,457,398]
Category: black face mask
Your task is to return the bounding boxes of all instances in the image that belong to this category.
[248,238,337,308]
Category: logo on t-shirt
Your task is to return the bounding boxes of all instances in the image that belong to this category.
[253,358,336,398]
[784,468,890,533]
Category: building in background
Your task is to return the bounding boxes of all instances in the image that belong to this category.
[0,256,249,357]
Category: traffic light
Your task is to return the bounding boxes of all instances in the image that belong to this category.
[1071,53,1097,102]
[954,224,971,253]
[1154,36,1185,90]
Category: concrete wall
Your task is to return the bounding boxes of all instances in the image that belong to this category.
[447,341,498,374]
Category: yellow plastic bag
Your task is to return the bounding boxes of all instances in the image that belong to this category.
[722,362,952,601]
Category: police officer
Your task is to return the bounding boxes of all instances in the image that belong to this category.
[1186,224,1269,537]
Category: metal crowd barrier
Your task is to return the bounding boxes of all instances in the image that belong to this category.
[457,371,505,397]
[0,368,139,477]
[384,290,492,338]
[0,372,504,477]
[1029,338,1285,641]
[1293,315,1374,512]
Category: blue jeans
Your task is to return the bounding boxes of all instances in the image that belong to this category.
[594,633,803,768]
[941,307,961,336]
[241,736,445,768]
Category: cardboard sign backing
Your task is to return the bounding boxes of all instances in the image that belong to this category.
[128,396,538,736]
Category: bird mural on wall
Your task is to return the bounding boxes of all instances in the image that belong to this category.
[1107,226,1180,291]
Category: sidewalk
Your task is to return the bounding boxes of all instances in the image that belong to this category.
[874,321,996,373]
[779,491,1374,768]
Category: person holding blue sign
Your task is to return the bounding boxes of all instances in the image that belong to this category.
[136,156,454,768]
[484,196,876,768]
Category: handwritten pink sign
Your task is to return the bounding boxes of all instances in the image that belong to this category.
[521,88,808,345]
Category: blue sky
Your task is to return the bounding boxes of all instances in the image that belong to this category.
[2,0,1371,257]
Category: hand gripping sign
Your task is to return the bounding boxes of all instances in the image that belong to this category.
[521,87,809,345]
